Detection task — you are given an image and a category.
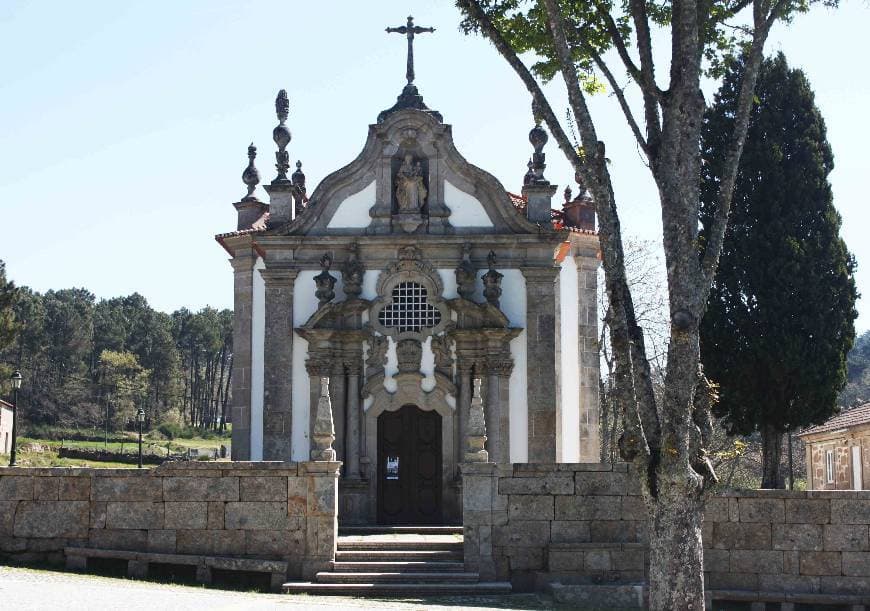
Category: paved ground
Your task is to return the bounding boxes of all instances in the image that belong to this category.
[0,565,559,610]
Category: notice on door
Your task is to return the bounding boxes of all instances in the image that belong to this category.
[386,456,399,480]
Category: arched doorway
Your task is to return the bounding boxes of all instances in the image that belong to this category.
[377,405,442,524]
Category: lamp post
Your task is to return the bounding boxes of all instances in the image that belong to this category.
[136,407,145,469]
[9,370,22,466]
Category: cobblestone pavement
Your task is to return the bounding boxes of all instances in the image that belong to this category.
[0,566,558,611]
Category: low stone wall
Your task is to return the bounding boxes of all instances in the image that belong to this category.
[0,460,339,579]
[462,462,870,599]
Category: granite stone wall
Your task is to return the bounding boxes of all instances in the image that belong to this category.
[462,462,870,600]
[0,460,339,579]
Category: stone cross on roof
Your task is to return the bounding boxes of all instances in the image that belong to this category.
[386,15,435,86]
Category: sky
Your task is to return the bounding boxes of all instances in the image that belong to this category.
[0,1,867,333]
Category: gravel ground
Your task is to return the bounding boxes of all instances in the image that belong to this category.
[0,565,559,611]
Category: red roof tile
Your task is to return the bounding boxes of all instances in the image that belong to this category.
[798,402,870,437]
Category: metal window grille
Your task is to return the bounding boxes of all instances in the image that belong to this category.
[378,282,441,333]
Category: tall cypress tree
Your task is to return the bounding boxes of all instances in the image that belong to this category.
[700,52,858,488]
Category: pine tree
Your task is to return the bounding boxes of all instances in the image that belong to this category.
[0,260,18,354]
[700,53,858,488]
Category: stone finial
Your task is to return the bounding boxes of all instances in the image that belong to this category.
[482,250,504,308]
[292,160,306,216]
[342,243,364,299]
[396,339,423,374]
[464,377,489,463]
[310,376,336,461]
[272,90,291,182]
[455,242,476,300]
[522,113,558,224]
[241,143,260,201]
[564,185,572,204]
[314,253,337,306]
[528,125,549,184]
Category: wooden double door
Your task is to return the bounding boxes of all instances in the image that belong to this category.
[377,405,442,524]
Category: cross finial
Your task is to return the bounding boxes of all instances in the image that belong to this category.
[386,15,435,85]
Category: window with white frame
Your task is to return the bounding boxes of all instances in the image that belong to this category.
[826,449,835,484]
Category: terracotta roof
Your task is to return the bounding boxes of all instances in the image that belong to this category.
[0,398,12,409]
[798,402,870,437]
[215,210,270,239]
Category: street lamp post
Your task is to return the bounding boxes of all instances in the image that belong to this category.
[9,371,22,467]
[136,407,145,469]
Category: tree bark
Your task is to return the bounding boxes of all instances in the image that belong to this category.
[761,423,784,489]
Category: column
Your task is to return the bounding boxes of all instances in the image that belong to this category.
[577,257,601,462]
[329,362,346,467]
[229,251,255,460]
[260,267,297,460]
[485,363,500,463]
[522,266,560,463]
[306,353,332,452]
[345,360,362,480]
[455,361,474,472]
[487,355,513,464]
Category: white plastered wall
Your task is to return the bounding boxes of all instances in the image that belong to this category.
[326,181,376,229]
[444,180,494,228]
[558,255,581,462]
[250,257,266,460]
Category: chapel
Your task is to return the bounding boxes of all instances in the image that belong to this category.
[216,19,600,525]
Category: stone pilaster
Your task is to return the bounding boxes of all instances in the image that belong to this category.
[345,362,362,480]
[486,356,513,464]
[577,257,601,462]
[455,362,474,472]
[329,362,346,466]
[260,267,298,460]
[522,266,560,463]
[229,251,256,460]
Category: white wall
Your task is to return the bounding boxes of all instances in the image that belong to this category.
[250,257,266,460]
[326,181,376,229]
[498,270,528,464]
[444,180,494,228]
[559,256,581,462]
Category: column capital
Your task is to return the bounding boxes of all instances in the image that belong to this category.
[229,252,257,273]
[260,267,299,285]
[306,353,333,377]
[520,266,560,283]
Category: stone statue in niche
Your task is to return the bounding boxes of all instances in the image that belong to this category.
[314,253,336,306]
[343,243,364,299]
[396,338,423,374]
[395,154,427,212]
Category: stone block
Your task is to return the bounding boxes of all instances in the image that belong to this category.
[705,571,759,590]
[59,477,90,501]
[33,477,60,500]
[498,475,573,495]
[90,502,107,529]
[712,522,771,550]
[176,529,246,555]
[225,502,296,530]
[705,497,730,523]
[147,529,176,553]
[585,550,611,571]
[246,529,303,558]
[549,549,584,571]
[462,476,493,512]
[306,476,337,517]
[550,520,591,543]
[729,549,783,573]
[0,476,33,500]
[843,552,870,577]
[207,502,225,529]
[574,472,627,496]
[305,516,336,558]
[89,528,147,551]
[800,551,842,575]
[783,550,800,574]
[493,520,550,547]
[0,501,16,535]
[591,520,637,543]
[757,573,820,593]
[162,476,238,502]
[240,476,287,501]
[824,524,869,551]
[505,546,544,570]
[508,495,554,521]
[13,501,89,538]
[832,500,870,524]
[612,550,644,571]
[621,495,646,521]
[92,477,162,502]
[786,498,830,524]
[739,498,785,523]
[819,575,870,595]
[287,478,307,516]
[164,502,207,530]
[556,495,619,520]
[0,535,28,552]
[106,502,163,530]
[704,549,730,572]
[772,523,823,551]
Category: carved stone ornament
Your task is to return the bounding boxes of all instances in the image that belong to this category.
[396,338,422,374]
[464,377,489,463]
[365,335,389,377]
[314,253,337,305]
[482,250,504,308]
[455,242,476,300]
[430,334,453,377]
[342,243,365,299]
[241,143,260,201]
[393,154,427,233]
[310,376,336,461]
[272,89,291,183]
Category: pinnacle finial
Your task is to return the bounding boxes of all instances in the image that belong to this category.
[528,117,550,184]
[272,90,291,182]
[241,142,260,200]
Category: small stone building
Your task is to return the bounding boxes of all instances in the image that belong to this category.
[216,62,600,525]
[0,398,12,455]
[799,401,870,490]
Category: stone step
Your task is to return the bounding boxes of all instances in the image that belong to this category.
[339,525,463,536]
[335,550,464,562]
[316,571,479,583]
[337,540,462,552]
[549,582,647,608]
[283,581,512,596]
[332,561,466,573]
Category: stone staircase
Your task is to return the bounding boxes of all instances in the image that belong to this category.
[283,526,512,595]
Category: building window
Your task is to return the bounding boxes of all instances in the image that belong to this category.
[826,449,835,484]
[378,282,442,333]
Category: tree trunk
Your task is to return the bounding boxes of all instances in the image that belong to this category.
[647,485,705,610]
[761,424,784,488]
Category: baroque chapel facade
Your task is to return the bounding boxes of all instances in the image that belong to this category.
[216,54,600,525]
